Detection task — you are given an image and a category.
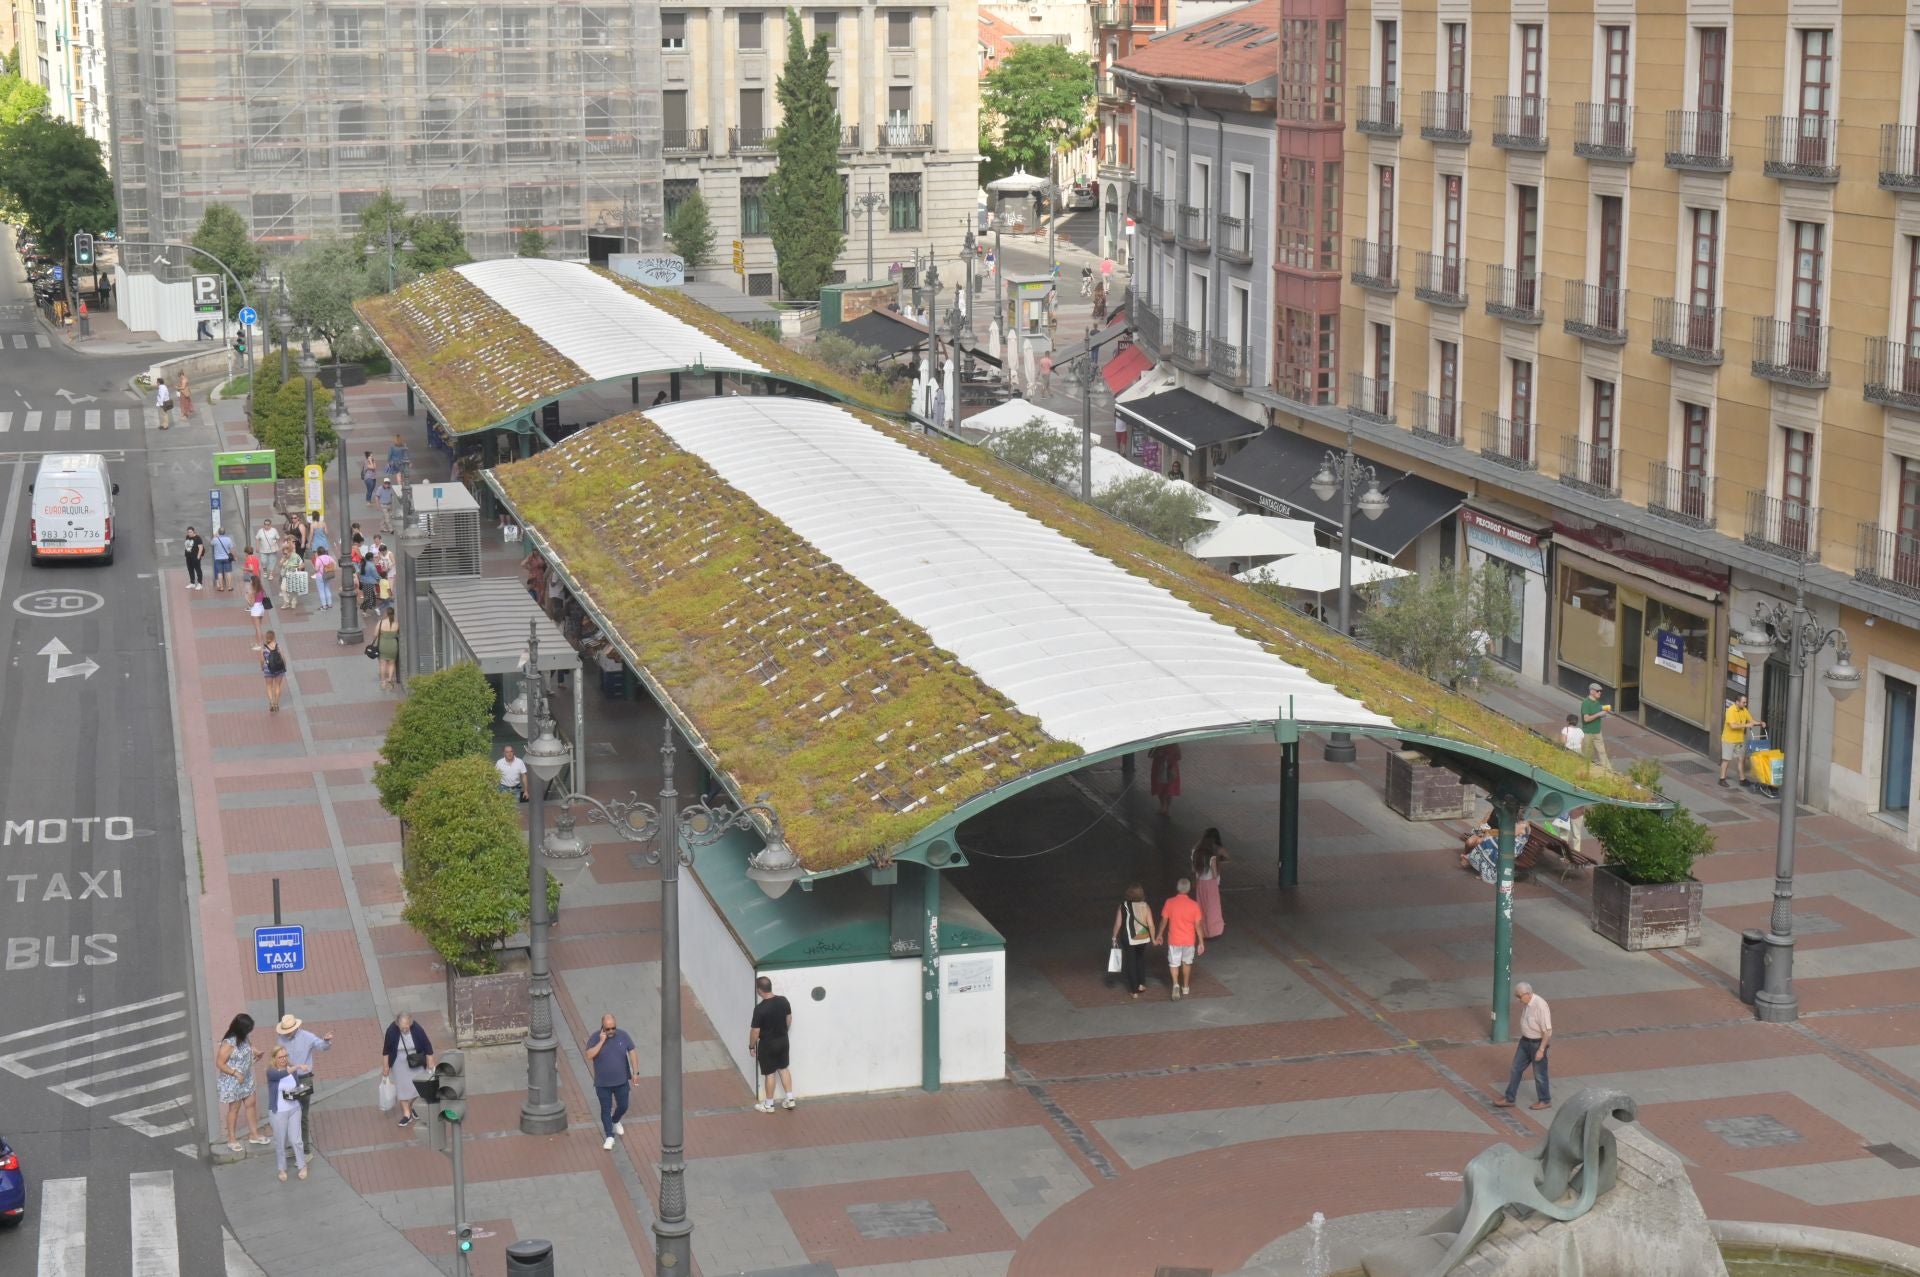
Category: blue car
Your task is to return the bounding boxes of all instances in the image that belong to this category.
[0,1132,23,1226]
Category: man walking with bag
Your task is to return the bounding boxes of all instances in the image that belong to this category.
[585,1013,638,1151]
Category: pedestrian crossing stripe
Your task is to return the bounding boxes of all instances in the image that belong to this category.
[36,1172,215,1277]
[37,1177,85,1276]
[24,410,41,431]
[4,333,50,348]
[84,409,100,431]
[0,992,196,1141]
[0,408,153,432]
[53,410,70,431]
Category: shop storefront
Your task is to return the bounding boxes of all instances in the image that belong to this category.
[1552,521,1729,755]
[1462,505,1552,684]
[1114,388,1264,488]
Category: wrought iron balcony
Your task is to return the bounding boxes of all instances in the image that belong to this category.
[1420,91,1471,144]
[1152,195,1176,240]
[1865,336,1920,409]
[839,125,861,150]
[1648,464,1714,530]
[1348,374,1394,425]
[1177,204,1211,250]
[1652,298,1723,366]
[1126,186,1143,219]
[1560,438,1621,499]
[1745,490,1821,563]
[1210,339,1250,387]
[1485,265,1543,324]
[1764,115,1840,183]
[1133,300,1160,353]
[1751,316,1829,388]
[880,121,934,150]
[1479,412,1536,471]
[1216,213,1252,264]
[1573,103,1634,161]
[1357,86,1401,137]
[1169,322,1210,372]
[1857,523,1920,599]
[1880,124,1920,192]
[1493,96,1548,150]
[729,125,773,153]
[664,127,708,154]
[1348,238,1398,294]
[1411,393,1462,447]
[1414,252,1467,308]
[1664,110,1730,172]
[1564,281,1627,345]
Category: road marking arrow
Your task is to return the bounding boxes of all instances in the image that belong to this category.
[38,637,100,683]
[56,388,99,404]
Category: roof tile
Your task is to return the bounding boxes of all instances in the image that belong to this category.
[1112,0,1281,89]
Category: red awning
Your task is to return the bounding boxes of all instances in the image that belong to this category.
[1101,343,1151,395]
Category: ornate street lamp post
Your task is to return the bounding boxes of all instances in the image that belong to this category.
[1309,420,1390,763]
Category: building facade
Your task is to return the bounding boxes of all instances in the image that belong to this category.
[103,0,665,261]
[24,0,109,157]
[661,2,980,297]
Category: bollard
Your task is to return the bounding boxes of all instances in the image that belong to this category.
[505,1238,555,1275]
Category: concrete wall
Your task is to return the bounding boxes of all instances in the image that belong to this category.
[680,864,759,1087]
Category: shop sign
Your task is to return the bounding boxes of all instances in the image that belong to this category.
[1465,509,1545,574]
[1727,646,1750,694]
[1654,629,1686,674]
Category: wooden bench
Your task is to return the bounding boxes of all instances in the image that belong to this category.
[1462,828,1542,878]
[1526,825,1599,880]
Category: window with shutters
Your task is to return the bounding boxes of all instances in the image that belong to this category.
[740,177,770,236]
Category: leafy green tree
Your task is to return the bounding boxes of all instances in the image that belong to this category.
[515,227,549,259]
[189,204,263,319]
[666,190,716,270]
[247,361,337,477]
[354,190,413,290]
[0,69,48,128]
[984,418,1078,488]
[405,214,471,274]
[980,44,1095,184]
[1356,560,1521,687]
[373,662,497,817]
[1091,472,1209,545]
[285,238,377,358]
[0,115,114,293]
[766,8,846,299]
[1585,761,1715,885]
[400,756,533,974]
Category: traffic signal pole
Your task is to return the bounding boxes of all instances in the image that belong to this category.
[450,1119,470,1277]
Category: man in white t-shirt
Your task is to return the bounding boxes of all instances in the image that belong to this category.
[495,746,529,802]
[257,520,282,583]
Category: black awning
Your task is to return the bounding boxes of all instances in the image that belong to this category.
[1114,389,1264,453]
[1213,426,1466,558]
[1051,314,1135,364]
[840,311,929,357]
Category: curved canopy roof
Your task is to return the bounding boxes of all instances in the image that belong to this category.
[491,399,1658,876]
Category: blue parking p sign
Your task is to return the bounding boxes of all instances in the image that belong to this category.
[254,925,306,974]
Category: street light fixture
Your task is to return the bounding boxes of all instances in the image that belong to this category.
[1313,422,1390,764]
[852,178,887,282]
[298,331,318,467]
[1739,576,1859,1024]
[1060,324,1101,501]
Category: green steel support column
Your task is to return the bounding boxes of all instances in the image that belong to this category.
[921,861,942,1093]
[1490,804,1518,1044]
[669,372,682,401]
[1279,740,1300,889]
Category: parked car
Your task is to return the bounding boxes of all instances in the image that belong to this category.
[1064,182,1097,211]
[0,1132,24,1226]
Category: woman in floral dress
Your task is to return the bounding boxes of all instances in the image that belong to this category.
[215,1012,271,1152]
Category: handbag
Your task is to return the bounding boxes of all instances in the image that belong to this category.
[1107,946,1122,974]
[405,1050,425,1069]
[364,641,379,660]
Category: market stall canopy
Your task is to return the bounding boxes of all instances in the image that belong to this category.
[1100,343,1152,395]
[1237,547,1412,594]
[1213,425,1466,559]
[986,168,1049,194]
[840,310,930,358]
[1185,513,1318,561]
[1116,389,1264,454]
[489,399,1660,877]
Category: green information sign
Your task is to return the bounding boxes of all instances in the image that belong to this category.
[213,450,277,484]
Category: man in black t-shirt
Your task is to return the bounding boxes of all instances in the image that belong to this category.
[747,976,795,1112]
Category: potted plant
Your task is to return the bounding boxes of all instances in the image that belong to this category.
[1585,761,1715,951]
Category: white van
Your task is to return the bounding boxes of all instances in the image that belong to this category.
[28,453,119,565]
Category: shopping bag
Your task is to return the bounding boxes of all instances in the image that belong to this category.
[1106,946,1122,974]
[376,1075,396,1112]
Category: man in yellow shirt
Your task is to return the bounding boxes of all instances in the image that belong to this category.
[1720,694,1759,787]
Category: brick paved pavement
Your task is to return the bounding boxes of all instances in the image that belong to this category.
[179,381,1920,1276]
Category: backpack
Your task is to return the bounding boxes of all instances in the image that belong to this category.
[265,647,286,676]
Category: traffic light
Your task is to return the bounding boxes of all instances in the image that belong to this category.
[73,232,94,266]
[731,238,745,275]
[434,1050,467,1124]
[457,1224,474,1254]
[233,334,247,356]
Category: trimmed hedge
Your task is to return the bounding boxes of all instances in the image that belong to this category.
[401,756,528,974]
[373,662,496,818]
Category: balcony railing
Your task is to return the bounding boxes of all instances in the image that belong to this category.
[1493,95,1548,150]
[1411,392,1462,447]
[1479,412,1537,471]
[1420,90,1471,143]
[1564,281,1627,345]
[1857,523,1920,599]
[1216,213,1253,264]
[1865,336,1920,409]
[1764,115,1840,182]
[1134,300,1160,353]
[1751,316,1830,388]
[839,124,861,150]
[1573,102,1634,161]
[1152,195,1176,240]
[1210,339,1250,387]
[729,125,772,152]
[664,127,708,154]
[1485,265,1544,324]
[1177,204,1211,249]
[1126,186,1143,219]
[1881,124,1920,192]
[1169,322,1209,372]
[1649,464,1715,530]
[1664,109,1731,172]
[1560,438,1621,498]
[880,121,934,150]
[1357,86,1401,136]
[1414,252,1467,308]
[1349,238,1398,293]
[1348,373,1394,425]
[1652,298,1723,366]
[1745,490,1821,563]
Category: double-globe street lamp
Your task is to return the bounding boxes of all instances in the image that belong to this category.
[1735,576,1861,1022]
[1309,421,1390,764]
[503,622,804,1272]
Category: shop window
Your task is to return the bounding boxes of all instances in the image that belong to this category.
[1557,566,1617,688]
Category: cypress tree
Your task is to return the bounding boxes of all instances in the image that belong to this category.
[766,8,846,299]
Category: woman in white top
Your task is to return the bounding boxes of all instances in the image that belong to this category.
[1110,884,1156,999]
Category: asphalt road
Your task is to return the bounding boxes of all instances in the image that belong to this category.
[0,241,227,1274]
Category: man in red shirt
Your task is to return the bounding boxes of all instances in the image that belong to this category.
[1157,878,1206,999]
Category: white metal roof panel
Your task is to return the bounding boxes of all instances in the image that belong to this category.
[456,258,764,383]
[647,398,1392,752]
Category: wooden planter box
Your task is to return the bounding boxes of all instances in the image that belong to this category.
[1590,864,1702,950]
[444,951,531,1046]
[1383,749,1474,821]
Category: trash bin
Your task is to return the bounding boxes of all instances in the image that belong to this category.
[505,1239,554,1275]
[1739,929,1767,1005]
